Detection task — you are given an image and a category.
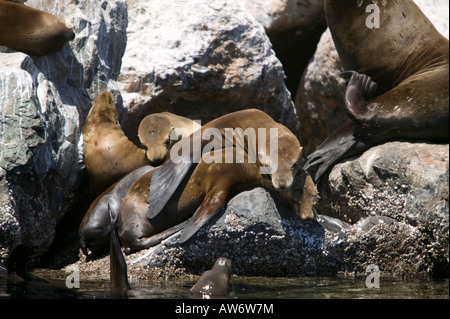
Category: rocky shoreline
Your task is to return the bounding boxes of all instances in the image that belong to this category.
[1,0,449,280]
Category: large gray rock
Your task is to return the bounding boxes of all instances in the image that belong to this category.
[240,0,325,33]
[118,0,300,143]
[0,0,128,262]
[317,142,449,277]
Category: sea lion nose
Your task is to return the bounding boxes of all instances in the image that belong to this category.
[278,182,286,190]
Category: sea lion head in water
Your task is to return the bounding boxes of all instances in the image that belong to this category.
[191,257,233,298]
[138,112,201,166]
[0,0,75,56]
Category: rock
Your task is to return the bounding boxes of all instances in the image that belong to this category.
[0,0,128,262]
[295,0,449,155]
[294,29,346,154]
[74,181,447,278]
[317,142,449,277]
[118,0,300,144]
[240,0,325,34]
[240,0,327,100]
[129,187,326,277]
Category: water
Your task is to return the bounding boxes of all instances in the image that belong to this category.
[0,269,448,299]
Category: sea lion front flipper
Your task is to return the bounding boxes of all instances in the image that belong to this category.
[178,193,228,244]
[146,160,193,219]
[341,71,378,124]
[109,205,130,293]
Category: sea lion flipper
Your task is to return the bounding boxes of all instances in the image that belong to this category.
[146,160,193,219]
[342,71,378,123]
[178,196,227,244]
[304,121,364,181]
[109,204,130,293]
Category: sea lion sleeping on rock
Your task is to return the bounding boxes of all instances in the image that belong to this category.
[118,148,317,254]
[146,108,306,220]
[305,0,449,180]
[138,112,202,166]
[0,0,75,56]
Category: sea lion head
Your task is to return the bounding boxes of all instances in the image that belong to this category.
[263,132,303,190]
[138,114,178,166]
[85,92,118,125]
[212,257,233,277]
[277,169,317,220]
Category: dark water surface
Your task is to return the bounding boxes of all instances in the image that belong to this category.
[0,268,448,299]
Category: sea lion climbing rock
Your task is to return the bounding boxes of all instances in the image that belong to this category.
[0,0,75,56]
[305,0,449,180]
[146,109,305,219]
[82,92,148,197]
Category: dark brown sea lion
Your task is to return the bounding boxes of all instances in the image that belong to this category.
[109,205,130,296]
[82,92,148,198]
[304,0,449,180]
[138,112,202,166]
[147,108,304,220]
[0,0,75,56]
[118,148,317,254]
[79,165,155,256]
[191,257,233,299]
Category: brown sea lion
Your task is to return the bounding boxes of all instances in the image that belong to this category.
[147,108,304,220]
[82,92,148,197]
[0,0,75,56]
[304,0,449,181]
[79,165,155,256]
[138,112,201,166]
[191,257,233,299]
[118,148,317,254]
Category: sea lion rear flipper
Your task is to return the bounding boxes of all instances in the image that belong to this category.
[124,220,190,254]
[109,205,130,293]
[340,71,378,123]
[304,121,365,181]
[146,160,193,219]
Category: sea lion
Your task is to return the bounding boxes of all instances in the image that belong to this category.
[79,165,155,256]
[0,0,75,56]
[191,257,233,299]
[82,92,148,197]
[109,205,130,295]
[304,0,449,181]
[147,108,304,220]
[138,112,202,166]
[118,148,316,254]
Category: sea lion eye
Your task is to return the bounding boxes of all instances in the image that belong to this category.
[165,139,170,146]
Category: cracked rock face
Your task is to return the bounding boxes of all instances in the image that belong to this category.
[0,0,128,261]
